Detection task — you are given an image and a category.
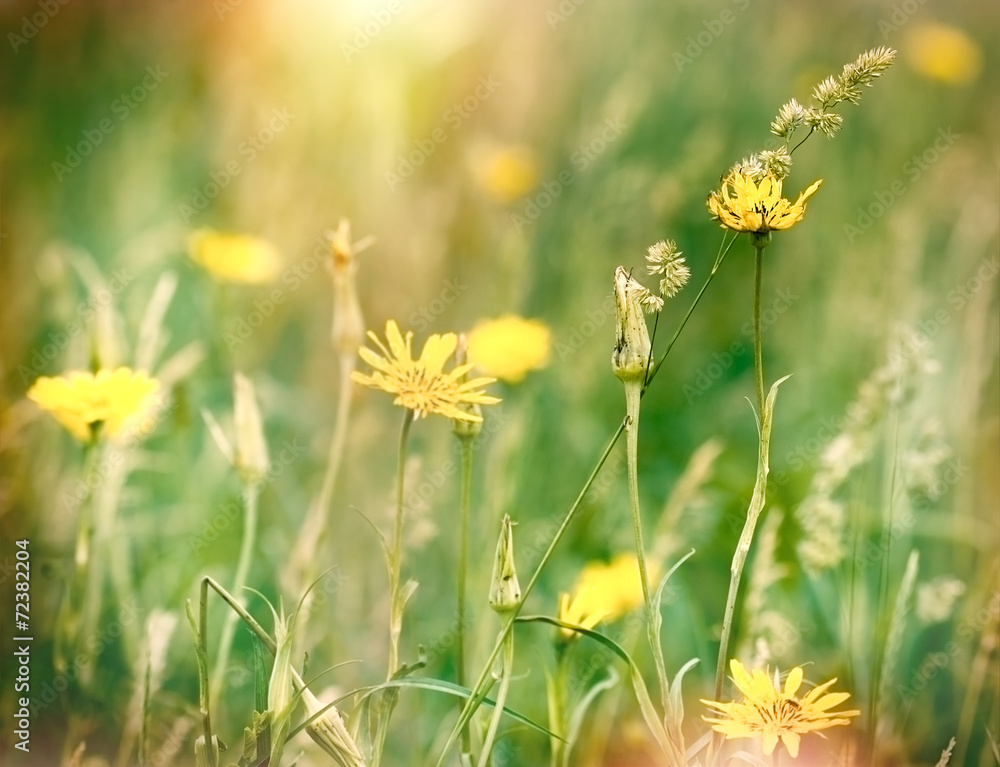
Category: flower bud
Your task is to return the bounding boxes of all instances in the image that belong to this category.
[233,373,269,484]
[611,267,652,383]
[488,514,521,614]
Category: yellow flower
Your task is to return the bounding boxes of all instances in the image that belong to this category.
[467,315,551,383]
[905,23,982,85]
[708,172,822,234]
[556,588,611,641]
[351,320,500,422]
[701,659,860,758]
[27,367,161,443]
[474,144,538,203]
[188,228,281,284]
[558,553,653,641]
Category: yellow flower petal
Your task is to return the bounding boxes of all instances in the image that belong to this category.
[353,320,500,421]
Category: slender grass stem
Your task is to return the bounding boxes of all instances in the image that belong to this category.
[475,628,514,767]
[457,435,474,755]
[210,481,260,705]
[388,409,415,678]
[288,358,355,608]
[645,232,737,392]
[54,443,100,676]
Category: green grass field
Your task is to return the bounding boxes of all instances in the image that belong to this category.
[2,2,998,765]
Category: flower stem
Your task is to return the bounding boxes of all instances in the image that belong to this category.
[388,409,415,678]
[210,481,260,705]
[753,244,766,415]
[457,434,474,755]
[475,627,514,767]
[623,380,670,704]
[711,241,769,757]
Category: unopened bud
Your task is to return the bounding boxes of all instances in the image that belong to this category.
[489,514,521,614]
[329,219,368,358]
[611,266,652,383]
[301,688,367,767]
[233,373,269,483]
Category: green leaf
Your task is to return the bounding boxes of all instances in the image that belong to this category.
[347,676,563,742]
[516,615,682,761]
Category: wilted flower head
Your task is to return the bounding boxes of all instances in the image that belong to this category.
[702,659,860,758]
[352,320,500,422]
[328,218,374,358]
[187,228,281,284]
[27,367,161,443]
[467,315,552,383]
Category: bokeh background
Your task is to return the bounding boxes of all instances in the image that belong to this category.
[2,0,998,765]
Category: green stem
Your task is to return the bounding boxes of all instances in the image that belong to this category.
[753,244,766,415]
[645,232,737,391]
[457,435,474,755]
[434,422,627,767]
[54,443,100,677]
[210,482,260,705]
[624,381,670,703]
[548,651,569,767]
[388,409,415,678]
[475,626,514,767]
[710,240,769,759]
[436,240,733,767]
[287,357,354,644]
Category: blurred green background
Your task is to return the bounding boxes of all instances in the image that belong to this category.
[2,0,998,765]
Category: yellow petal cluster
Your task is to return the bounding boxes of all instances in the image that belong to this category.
[27,367,161,443]
[467,315,551,383]
[352,320,500,422]
[708,173,822,234]
[474,145,538,203]
[188,228,282,284]
[557,553,652,639]
[701,659,860,758]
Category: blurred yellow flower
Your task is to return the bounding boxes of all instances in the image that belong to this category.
[467,315,551,383]
[708,172,822,235]
[557,588,610,641]
[701,659,860,758]
[905,23,982,85]
[474,144,538,203]
[560,553,653,639]
[188,228,281,284]
[27,367,161,443]
[352,320,500,422]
